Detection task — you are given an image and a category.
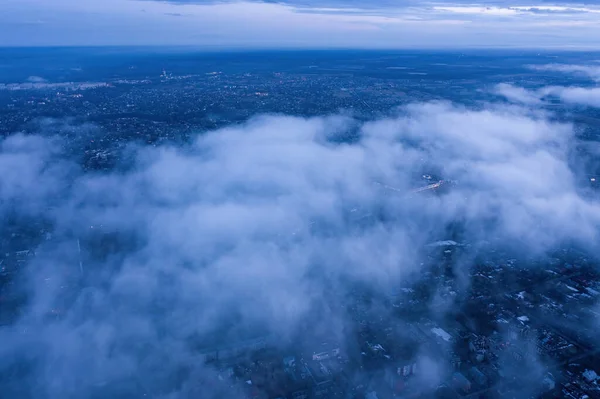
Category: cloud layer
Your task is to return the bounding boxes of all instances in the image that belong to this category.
[2,0,600,47]
[1,97,599,396]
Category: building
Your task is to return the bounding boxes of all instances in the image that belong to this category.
[451,372,471,393]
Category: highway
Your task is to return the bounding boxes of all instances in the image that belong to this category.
[374,180,445,195]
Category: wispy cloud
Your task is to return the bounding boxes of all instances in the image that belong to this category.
[528,63,600,81]
[495,83,544,105]
[497,63,600,108]
[2,0,600,49]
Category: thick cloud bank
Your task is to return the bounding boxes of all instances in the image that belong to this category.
[1,101,599,396]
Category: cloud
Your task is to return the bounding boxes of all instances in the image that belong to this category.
[528,63,600,82]
[149,0,599,8]
[0,100,598,396]
[0,134,75,218]
[512,5,599,14]
[495,83,544,105]
[149,0,600,17]
[497,83,600,108]
[146,0,600,19]
[3,0,600,47]
[542,86,600,107]
[26,76,47,83]
[498,63,600,108]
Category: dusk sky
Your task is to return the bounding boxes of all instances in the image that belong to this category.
[2,0,600,48]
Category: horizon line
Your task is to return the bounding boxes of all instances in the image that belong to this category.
[1,44,600,52]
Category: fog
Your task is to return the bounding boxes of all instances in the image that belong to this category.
[1,98,599,397]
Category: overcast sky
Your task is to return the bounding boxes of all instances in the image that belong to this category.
[2,0,600,48]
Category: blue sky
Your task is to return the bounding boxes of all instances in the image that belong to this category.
[2,0,600,48]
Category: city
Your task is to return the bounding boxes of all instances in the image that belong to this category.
[1,46,600,399]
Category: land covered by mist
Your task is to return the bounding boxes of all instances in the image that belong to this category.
[1,51,600,398]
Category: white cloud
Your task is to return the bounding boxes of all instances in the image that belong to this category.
[543,86,600,107]
[1,0,600,47]
[432,6,520,15]
[497,83,600,108]
[528,63,600,82]
[495,83,544,105]
[497,63,600,108]
[1,98,599,395]
[510,5,600,13]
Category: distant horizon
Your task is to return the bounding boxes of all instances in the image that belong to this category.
[2,44,600,52]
